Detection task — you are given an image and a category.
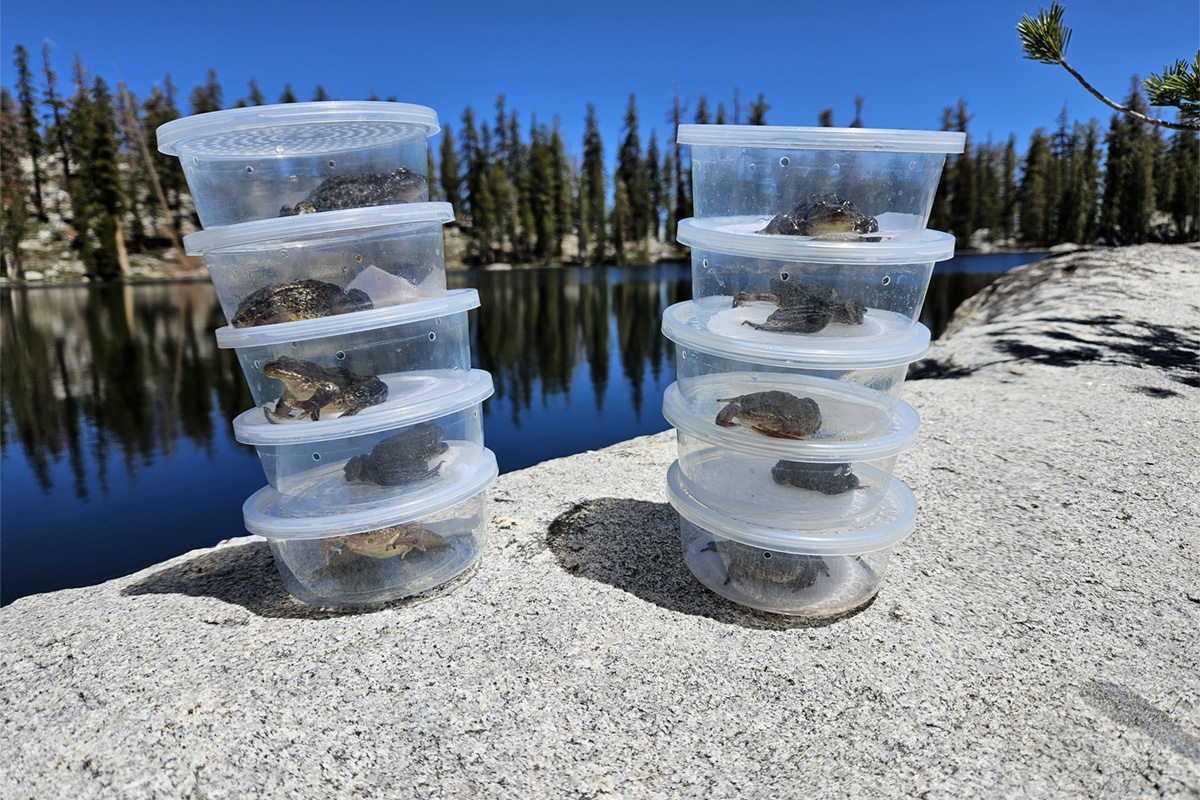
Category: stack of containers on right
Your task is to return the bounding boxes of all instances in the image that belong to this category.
[665,125,965,618]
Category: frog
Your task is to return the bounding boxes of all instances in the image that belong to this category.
[261,356,388,423]
[701,539,831,592]
[771,460,861,494]
[715,390,822,439]
[758,193,879,238]
[278,167,427,216]
[343,422,449,487]
[310,523,451,583]
[735,277,866,334]
[230,279,374,328]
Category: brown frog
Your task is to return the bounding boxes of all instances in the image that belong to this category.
[262,356,388,423]
[311,523,451,583]
[701,539,830,592]
[231,279,373,328]
[771,460,861,494]
[279,167,427,216]
[759,193,879,237]
[715,391,822,439]
[343,422,449,487]
[735,277,866,334]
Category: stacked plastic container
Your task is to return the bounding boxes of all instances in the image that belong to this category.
[157,102,496,607]
[665,125,965,617]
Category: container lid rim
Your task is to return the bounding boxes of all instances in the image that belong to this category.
[676,124,966,154]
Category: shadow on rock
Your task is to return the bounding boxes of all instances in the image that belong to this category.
[122,541,466,620]
[1081,680,1200,762]
[994,315,1200,388]
[546,498,870,631]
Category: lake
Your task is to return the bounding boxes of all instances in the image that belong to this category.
[0,251,1044,604]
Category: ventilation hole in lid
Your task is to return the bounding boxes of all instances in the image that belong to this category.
[779,156,790,167]
[702,259,709,268]
[882,276,891,286]
[428,332,436,341]
[335,350,346,360]
[244,166,254,174]
[355,254,363,262]
[780,271,790,281]
[747,163,756,173]
[312,453,321,462]
[762,551,773,560]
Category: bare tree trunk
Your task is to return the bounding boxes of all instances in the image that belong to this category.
[114,216,131,276]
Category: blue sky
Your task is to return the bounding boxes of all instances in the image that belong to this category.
[2,0,1196,167]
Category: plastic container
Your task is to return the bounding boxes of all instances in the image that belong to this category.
[677,125,965,231]
[214,289,478,411]
[668,461,916,617]
[243,449,498,606]
[663,301,928,440]
[233,369,493,515]
[664,382,918,528]
[156,101,440,227]
[185,203,454,327]
[677,218,955,331]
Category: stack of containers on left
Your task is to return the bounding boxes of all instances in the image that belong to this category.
[157,102,497,607]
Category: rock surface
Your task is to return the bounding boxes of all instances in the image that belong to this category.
[2,245,1198,799]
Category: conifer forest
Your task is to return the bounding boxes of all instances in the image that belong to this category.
[2,47,1197,281]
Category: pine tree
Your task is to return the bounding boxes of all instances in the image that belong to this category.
[818,109,834,127]
[611,177,631,265]
[715,103,727,125]
[948,99,976,247]
[12,45,46,220]
[747,93,771,125]
[660,145,675,243]
[312,85,330,102]
[973,138,1002,241]
[928,107,955,234]
[509,110,534,262]
[1019,129,1052,246]
[1001,135,1019,242]
[550,123,572,254]
[616,94,651,242]
[439,123,463,219]
[694,96,711,125]
[1101,79,1157,243]
[646,131,662,240]
[669,82,691,226]
[1,88,30,277]
[70,74,125,279]
[1077,120,1102,242]
[246,77,266,106]
[189,69,223,115]
[41,42,73,202]
[1165,125,1199,240]
[143,76,188,242]
[279,84,297,104]
[579,104,606,265]
[529,121,558,261]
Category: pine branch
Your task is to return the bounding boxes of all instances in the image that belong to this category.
[1018,4,1199,131]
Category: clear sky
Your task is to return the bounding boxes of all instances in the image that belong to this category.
[2,0,1196,168]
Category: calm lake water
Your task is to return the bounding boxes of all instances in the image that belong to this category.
[0,252,1044,604]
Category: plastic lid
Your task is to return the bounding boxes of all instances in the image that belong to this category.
[677,124,966,154]
[667,461,917,555]
[156,101,440,156]
[243,448,497,540]
[185,202,453,255]
[662,301,930,368]
[677,217,956,263]
[662,382,919,462]
[233,369,493,445]
[215,288,479,348]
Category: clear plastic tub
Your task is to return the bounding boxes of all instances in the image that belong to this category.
[678,125,965,231]
[234,369,493,515]
[663,301,929,440]
[677,218,955,332]
[214,289,478,412]
[668,461,916,617]
[243,449,497,606]
[664,382,918,528]
[185,203,454,327]
[156,101,439,227]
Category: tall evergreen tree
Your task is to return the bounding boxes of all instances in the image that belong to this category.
[715,103,727,125]
[529,121,558,261]
[616,94,651,242]
[818,109,834,127]
[509,110,534,262]
[1165,124,1199,240]
[646,131,662,240]
[550,123,572,254]
[439,123,463,219]
[579,104,606,264]
[669,82,691,226]
[973,138,1002,241]
[694,96,711,125]
[12,45,46,220]
[1077,120,1103,242]
[279,84,297,104]
[1101,79,1157,243]
[747,93,771,124]
[928,107,955,234]
[142,76,188,240]
[188,69,223,115]
[41,42,73,202]
[660,144,675,244]
[312,85,330,102]
[70,75,125,279]
[245,77,266,106]
[1001,135,1019,242]
[948,99,976,247]
[1,87,30,277]
[611,177,631,265]
[1019,129,1052,246]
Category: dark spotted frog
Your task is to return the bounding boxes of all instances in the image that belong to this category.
[279,167,427,216]
[771,461,861,494]
[715,391,821,439]
[701,540,830,592]
[759,193,879,237]
[262,356,388,423]
[343,422,449,487]
[231,279,373,328]
[735,277,866,334]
